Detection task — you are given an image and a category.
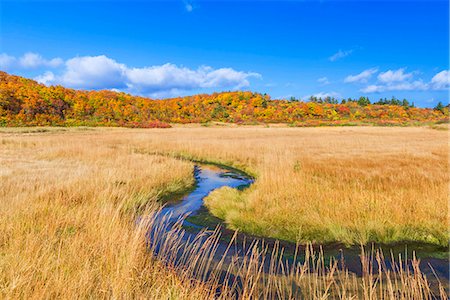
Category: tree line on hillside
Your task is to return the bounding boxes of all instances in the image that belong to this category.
[293,95,448,111]
[0,71,448,127]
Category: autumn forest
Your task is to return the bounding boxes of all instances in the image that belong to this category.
[0,71,448,128]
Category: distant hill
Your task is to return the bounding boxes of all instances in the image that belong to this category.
[0,71,447,127]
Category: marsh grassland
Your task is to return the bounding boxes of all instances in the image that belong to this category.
[147,125,449,246]
[0,129,204,298]
[0,126,448,299]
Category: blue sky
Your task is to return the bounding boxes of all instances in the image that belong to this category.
[0,0,448,107]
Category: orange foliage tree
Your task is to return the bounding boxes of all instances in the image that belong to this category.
[0,71,448,127]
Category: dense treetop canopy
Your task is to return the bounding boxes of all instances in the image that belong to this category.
[0,71,447,127]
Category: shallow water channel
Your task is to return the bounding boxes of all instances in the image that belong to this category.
[148,164,449,295]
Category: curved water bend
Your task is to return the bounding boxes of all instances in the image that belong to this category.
[147,164,448,296]
[158,165,253,223]
[157,165,253,229]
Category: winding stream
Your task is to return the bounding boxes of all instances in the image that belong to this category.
[158,165,253,225]
[148,164,449,295]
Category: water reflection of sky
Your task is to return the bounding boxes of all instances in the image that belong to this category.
[159,166,252,221]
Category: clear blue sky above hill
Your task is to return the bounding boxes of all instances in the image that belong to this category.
[0,0,448,107]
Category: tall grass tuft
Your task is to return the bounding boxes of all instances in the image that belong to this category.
[144,212,448,299]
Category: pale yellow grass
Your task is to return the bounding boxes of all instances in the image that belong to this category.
[0,126,448,299]
[132,126,449,245]
[0,129,218,299]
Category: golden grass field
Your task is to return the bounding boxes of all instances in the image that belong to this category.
[0,125,448,299]
[147,125,448,246]
[0,128,209,298]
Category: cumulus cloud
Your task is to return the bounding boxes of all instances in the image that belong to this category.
[356,68,450,93]
[24,54,260,96]
[19,52,63,68]
[344,68,378,83]
[305,91,341,99]
[0,53,16,70]
[61,55,127,89]
[329,49,353,62]
[346,67,429,93]
[377,68,413,83]
[0,52,63,69]
[360,80,428,93]
[146,88,187,99]
[125,64,259,93]
[203,67,260,88]
[317,77,330,85]
[360,85,379,93]
[431,70,450,90]
[125,64,199,92]
[182,0,194,12]
[34,71,56,85]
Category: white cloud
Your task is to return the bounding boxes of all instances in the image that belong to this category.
[62,55,127,89]
[431,70,450,90]
[329,49,353,62]
[19,52,63,69]
[125,64,259,93]
[203,67,260,88]
[317,77,330,85]
[0,52,63,70]
[358,67,450,93]
[305,91,340,99]
[125,64,200,92]
[360,80,428,93]
[377,68,413,83]
[147,88,187,99]
[0,53,16,70]
[27,54,260,96]
[344,68,378,83]
[393,80,428,91]
[34,71,56,85]
[360,85,380,93]
[183,0,194,12]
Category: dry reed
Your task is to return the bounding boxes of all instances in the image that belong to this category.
[0,126,448,299]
